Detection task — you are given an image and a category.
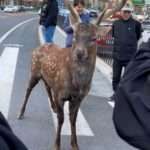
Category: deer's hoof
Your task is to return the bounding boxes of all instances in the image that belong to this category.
[53,144,60,150]
[71,145,79,150]
[17,113,24,120]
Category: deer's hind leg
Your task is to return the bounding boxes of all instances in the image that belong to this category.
[18,75,40,119]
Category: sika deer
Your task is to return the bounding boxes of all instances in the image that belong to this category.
[18,1,126,150]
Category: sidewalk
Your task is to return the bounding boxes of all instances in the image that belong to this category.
[38,25,113,98]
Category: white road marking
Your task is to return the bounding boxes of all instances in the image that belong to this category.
[0,18,36,118]
[38,25,45,45]
[3,44,23,47]
[49,101,94,136]
[0,17,38,44]
[0,46,19,118]
[108,101,115,108]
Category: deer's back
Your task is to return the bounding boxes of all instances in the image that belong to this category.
[32,44,72,92]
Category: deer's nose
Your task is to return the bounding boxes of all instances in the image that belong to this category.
[77,49,84,60]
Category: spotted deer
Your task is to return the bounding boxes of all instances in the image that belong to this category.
[18,0,126,150]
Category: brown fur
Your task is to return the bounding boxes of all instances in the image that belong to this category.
[18,23,97,150]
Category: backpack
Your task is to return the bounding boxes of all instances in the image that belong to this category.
[39,3,48,25]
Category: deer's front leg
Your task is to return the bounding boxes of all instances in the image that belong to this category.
[43,80,57,113]
[69,100,81,150]
[53,101,64,150]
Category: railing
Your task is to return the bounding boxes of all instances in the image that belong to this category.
[96,33,114,67]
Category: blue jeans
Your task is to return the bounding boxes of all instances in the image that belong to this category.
[44,26,56,43]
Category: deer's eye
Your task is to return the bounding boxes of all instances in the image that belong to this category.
[88,37,97,46]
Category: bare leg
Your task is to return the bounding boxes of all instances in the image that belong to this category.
[18,76,40,119]
[69,100,81,150]
[54,101,64,150]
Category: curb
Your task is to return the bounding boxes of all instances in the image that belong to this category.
[38,25,112,83]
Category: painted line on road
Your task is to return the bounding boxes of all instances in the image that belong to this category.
[108,101,115,108]
[0,46,19,118]
[49,100,94,136]
[3,43,24,47]
[0,17,38,45]
[38,25,45,45]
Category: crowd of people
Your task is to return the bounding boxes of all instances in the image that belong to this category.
[0,0,150,149]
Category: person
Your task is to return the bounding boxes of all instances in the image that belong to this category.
[113,34,150,150]
[63,0,91,48]
[39,0,58,43]
[111,3,142,95]
[0,112,28,150]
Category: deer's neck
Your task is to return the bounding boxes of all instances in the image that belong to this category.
[71,56,96,91]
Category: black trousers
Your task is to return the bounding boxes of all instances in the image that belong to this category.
[112,59,129,91]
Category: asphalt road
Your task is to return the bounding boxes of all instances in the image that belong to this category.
[0,12,136,150]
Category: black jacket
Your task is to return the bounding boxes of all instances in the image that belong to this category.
[112,17,142,61]
[113,43,150,150]
[0,112,27,150]
[39,0,58,27]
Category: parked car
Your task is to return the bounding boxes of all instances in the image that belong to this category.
[4,5,20,13]
[88,9,99,18]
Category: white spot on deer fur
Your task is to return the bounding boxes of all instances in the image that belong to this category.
[32,62,36,65]
[56,71,60,76]
[60,70,64,75]
[55,77,58,82]
[66,57,70,62]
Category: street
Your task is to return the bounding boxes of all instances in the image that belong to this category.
[0,12,136,150]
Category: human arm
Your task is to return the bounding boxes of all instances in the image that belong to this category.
[135,21,142,40]
[63,15,73,33]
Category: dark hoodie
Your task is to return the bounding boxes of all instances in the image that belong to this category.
[113,39,150,150]
[39,0,58,27]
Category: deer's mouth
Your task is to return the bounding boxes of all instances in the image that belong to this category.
[75,54,88,64]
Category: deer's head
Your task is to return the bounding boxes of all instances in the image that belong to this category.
[72,23,97,63]
[66,0,127,63]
